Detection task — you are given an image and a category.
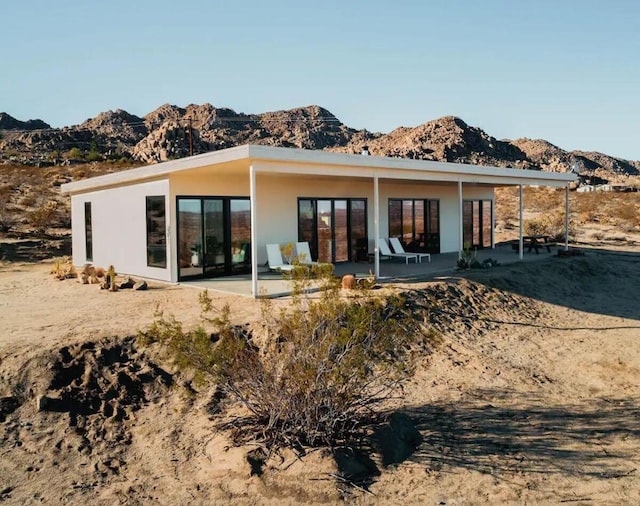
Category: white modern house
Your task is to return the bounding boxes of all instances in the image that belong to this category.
[61,144,576,296]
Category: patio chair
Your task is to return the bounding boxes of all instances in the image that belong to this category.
[379,238,418,264]
[266,243,295,272]
[295,242,319,265]
[389,237,431,263]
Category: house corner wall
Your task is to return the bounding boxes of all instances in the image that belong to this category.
[69,179,173,282]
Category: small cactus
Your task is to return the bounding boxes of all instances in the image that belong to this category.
[107,265,118,291]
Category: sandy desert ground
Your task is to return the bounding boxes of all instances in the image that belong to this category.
[1,241,639,505]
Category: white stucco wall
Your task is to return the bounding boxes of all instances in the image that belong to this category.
[69,170,494,281]
[70,179,171,281]
[253,175,494,264]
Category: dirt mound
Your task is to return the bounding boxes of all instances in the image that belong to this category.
[405,276,543,340]
[43,338,173,438]
[0,337,174,502]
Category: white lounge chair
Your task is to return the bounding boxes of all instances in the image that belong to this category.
[379,239,418,263]
[389,237,431,263]
[295,242,319,265]
[266,243,295,272]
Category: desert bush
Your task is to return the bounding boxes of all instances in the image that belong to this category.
[0,211,17,233]
[29,201,58,232]
[19,194,37,207]
[139,274,435,449]
[523,219,547,237]
[0,184,13,201]
[50,258,77,280]
[524,211,576,242]
[610,202,639,227]
[525,187,562,213]
[66,147,83,160]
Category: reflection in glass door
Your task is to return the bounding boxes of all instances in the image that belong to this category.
[316,200,332,263]
[177,197,251,280]
[230,199,251,273]
[388,199,440,253]
[204,199,224,276]
[178,199,203,279]
[298,198,367,263]
[334,200,348,262]
[463,199,492,249]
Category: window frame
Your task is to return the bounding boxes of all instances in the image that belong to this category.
[146,196,167,268]
[84,201,93,262]
[388,198,440,253]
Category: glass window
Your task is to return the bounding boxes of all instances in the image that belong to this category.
[84,202,92,262]
[298,199,315,258]
[463,201,473,249]
[389,200,402,239]
[297,198,367,263]
[389,199,440,253]
[463,199,493,249]
[473,201,481,247]
[402,200,413,243]
[230,199,251,272]
[350,200,367,262]
[146,196,167,268]
[482,200,493,248]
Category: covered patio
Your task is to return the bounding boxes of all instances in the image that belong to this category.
[182,242,561,298]
[61,145,576,295]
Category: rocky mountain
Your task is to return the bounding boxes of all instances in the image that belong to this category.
[333,116,533,169]
[1,105,638,178]
[0,113,50,131]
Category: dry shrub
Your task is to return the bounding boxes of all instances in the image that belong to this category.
[525,187,562,213]
[19,195,37,207]
[610,202,639,228]
[50,258,77,280]
[0,184,13,202]
[28,201,58,232]
[139,274,436,450]
[524,211,576,242]
[0,212,17,233]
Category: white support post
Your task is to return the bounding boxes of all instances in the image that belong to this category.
[249,165,259,297]
[374,173,380,279]
[564,184,570,251]
[491,198,495,249]
[519,184,524,260]
[458,180,463,258]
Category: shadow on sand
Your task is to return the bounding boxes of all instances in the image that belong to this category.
[340,389,639,491]
[456,247,640,321]
[0,232,71,263]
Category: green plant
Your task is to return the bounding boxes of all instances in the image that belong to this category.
[456,246,476,270]
[28,201,58,233]
[66,147,83,160]
[107,265,118,291]
[524,211,576,242]
[139,272,434,450]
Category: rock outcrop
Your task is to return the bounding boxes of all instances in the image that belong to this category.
[0,112,50,131]
[1,104,638,179]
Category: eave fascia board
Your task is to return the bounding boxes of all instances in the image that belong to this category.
[61,145,252,195]
[246,144,576,184]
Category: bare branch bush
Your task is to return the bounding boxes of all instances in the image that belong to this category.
[139,270,437,450]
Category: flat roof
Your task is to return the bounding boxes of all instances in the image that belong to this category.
[61,144,576,194]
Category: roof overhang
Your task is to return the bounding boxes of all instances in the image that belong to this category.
[61,144,576,195]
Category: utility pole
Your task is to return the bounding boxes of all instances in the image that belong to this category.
[187,118,194,157]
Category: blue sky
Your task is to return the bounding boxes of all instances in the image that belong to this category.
[1,0,639,159]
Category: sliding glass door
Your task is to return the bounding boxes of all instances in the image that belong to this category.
[463,199,493,249]
[177,197,251,280]
[389,199,440,253]
[298,198,367,263]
